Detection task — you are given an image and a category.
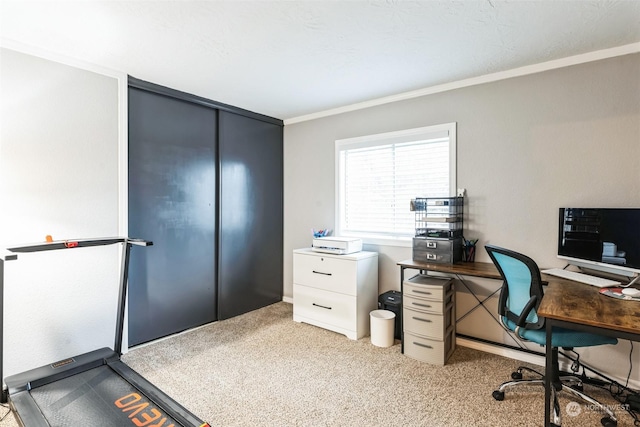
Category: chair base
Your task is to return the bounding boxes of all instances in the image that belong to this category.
[492,366,618,426]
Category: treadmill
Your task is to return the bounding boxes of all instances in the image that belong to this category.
[0,237,210,427]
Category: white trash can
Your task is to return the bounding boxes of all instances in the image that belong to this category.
[370,309,396,347]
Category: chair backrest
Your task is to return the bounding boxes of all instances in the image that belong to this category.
[485,245,545,330]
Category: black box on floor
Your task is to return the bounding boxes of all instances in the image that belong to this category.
[378,290,402,340]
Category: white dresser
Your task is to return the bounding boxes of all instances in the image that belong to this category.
[403,275,455,365]
[293,248,378,340]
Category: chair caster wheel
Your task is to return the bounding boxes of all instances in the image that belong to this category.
[492,390,504,401]
[601,417,617,427]
[570,384,584,392]
[511,371,523,380]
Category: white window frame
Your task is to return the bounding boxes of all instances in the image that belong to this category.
[335,123,457,247]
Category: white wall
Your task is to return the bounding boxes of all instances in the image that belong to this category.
[0,47,124,376]
[284,53,640,383]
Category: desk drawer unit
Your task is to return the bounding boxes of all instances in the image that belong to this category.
[402,275,455,365]
[413,237,462,264]
[293,248,378,340]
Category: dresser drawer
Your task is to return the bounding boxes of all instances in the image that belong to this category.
[404,330,455,366]
[293,284,356,330]
[412,249,454,264]
[403,276,452,302]
[413,238,454,252]
[403,294,447,314]
[293,253,357,295]
[403,307,454,340]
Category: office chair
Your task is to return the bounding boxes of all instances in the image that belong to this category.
[485,244,619,427]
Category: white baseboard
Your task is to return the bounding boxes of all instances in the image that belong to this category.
[282,296,293,304]
[457,336,640,391]
[456,336,546,366]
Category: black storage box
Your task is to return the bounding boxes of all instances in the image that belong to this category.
[378,290,402,340]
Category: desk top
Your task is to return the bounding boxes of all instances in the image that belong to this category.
[397,259,502,280]
[538,279,640,336]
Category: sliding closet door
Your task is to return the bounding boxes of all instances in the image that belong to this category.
[128,87,217,346]
[218,111,283,319]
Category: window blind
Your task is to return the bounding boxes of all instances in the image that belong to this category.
[336,124,455,240]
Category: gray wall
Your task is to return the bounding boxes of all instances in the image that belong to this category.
[284,53,640,381]
[1,48,122,376]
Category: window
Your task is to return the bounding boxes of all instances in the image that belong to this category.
[335,123,456,246]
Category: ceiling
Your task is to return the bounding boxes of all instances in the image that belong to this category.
[1,1,639,122]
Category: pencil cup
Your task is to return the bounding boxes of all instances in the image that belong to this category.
[463,244,476,262]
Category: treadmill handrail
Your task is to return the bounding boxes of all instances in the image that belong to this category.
[1,236,152,404]
[7,237,152,253]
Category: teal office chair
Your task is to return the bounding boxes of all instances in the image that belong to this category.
[485,245,619,427]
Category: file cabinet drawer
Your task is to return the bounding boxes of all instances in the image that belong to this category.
[293,284,355,331]
[403,276,452,302]
[412,250,454,264]
[293,252,357,295]
[403,307,454,340]
[403,294,452,314]
[413,238,454,252]
[404,330,455,366]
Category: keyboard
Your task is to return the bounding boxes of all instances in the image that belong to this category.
[541,268,621,288]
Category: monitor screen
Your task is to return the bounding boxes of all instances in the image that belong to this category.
[558,208,640,277]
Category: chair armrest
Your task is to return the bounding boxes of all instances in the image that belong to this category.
[516,295,538,328]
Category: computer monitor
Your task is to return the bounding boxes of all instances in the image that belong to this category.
[557,207,640,280]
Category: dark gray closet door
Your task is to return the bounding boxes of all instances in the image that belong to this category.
[128,87,217,346]
[218,111,283,319]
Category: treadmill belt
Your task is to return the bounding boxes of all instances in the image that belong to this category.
[30,365,182,427]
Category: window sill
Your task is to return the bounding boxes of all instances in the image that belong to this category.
[338,234,413,248]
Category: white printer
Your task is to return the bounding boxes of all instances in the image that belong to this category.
[311,236,363,255]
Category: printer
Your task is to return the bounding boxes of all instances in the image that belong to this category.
[311,236,363,255]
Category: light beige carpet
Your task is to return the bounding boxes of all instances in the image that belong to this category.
[1,302,635,426]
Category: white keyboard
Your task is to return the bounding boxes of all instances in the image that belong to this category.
[541,268,621,288]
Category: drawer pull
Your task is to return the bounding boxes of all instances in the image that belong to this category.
[412,302,432,308]
[312,303,332,310]
[412,290,432,295]
[413,342,433,349]
[312,270,332,276]
[426,253,437,260]
[426,242,437,248]
[412,316,432,323]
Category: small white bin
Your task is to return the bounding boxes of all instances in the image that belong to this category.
[370,310,396,347]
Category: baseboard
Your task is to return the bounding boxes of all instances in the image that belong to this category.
[457,336,640,391]
[456,336,546,366]
[282,296,293,304]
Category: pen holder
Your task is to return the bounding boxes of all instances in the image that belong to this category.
[462,241,477,262]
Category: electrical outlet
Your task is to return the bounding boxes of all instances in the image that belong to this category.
[457,188,466,197]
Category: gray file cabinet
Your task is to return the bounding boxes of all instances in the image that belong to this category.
[403,275,455,365]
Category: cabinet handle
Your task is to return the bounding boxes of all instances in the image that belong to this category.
[412,302,432,308]
[413,342,433,349]
[312,303,332,310]
[426,253,437,260]
[412,316,432,323]
[412,290,432,295]
[426,242,437,248]
[312,270,332,276]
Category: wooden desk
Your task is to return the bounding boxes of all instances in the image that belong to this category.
[397,260,502,353]
[397,259,501,282]
[538,280,640,426]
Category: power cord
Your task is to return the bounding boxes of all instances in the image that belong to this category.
[560,343,640,425]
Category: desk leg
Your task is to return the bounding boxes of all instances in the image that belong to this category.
[400,266,405,354]
[545,321,553,427]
